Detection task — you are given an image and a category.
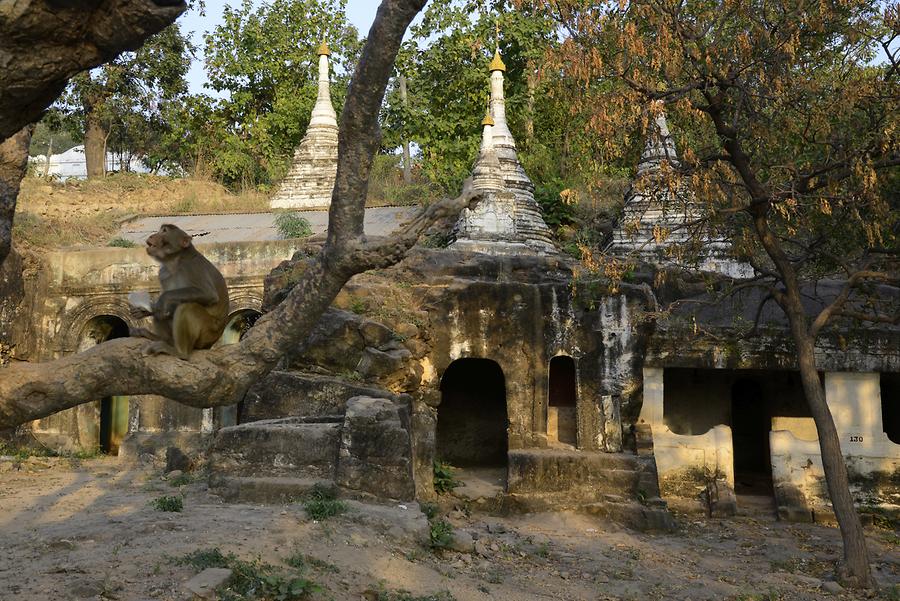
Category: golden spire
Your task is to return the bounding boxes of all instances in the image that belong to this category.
[489,48,506,72]
[317,40,331,56]
[481,113,495,126]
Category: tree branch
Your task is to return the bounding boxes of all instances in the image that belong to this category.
[0,0,439,429]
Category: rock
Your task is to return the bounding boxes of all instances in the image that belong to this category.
[355,347,412,379]
[822,581,844,594]
[335,397,415,500]
[359,320,394,347]
[70,578,104,598]
[48,538,77,551]
[792,575,822,589]
[448,530,475,553]
[474,539,491,557]
[395,322,419,340]
[165,447,191,473]
[486,521,507,534]
[184,568,233,599]
[166,470,183,480]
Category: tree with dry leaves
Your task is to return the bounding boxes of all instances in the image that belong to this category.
[541,0,899,587]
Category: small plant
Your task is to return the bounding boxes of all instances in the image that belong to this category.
[432,461,459,494]
[107,237,136,247]
[375,591,457,601]
[347,296,368,314]
[302,484,346,521]
[177,547,320,600]
[282,551,338,574]
[274,212,313,239]
[151,494,183,512]
[169,472,194,487]
[535,542,550,558]
[429,519,453,549]
[419,502,438,521]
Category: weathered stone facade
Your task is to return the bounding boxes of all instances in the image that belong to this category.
[270,43,339,209]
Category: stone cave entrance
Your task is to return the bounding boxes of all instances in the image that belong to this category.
[436,359,508,497]
[215,309,262,426]
[664,368,812,497]
[83,316,130,454]
[547,355,577,446]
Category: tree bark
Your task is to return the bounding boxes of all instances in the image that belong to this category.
[0,0,483,431]
[0,0,186,141]
[399,75,412,183]
[752,212,873,588]
[84,112,107,179]
[0,127,33,266]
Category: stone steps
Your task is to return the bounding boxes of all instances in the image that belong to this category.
[508,448,661,499]
[209,475,333,504]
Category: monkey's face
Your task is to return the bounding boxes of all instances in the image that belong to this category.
[146,224,192,261]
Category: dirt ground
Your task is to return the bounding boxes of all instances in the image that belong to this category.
[0,457,897,601]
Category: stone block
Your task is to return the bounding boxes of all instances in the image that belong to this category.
[335,396,415,500]
[184,568,233,599]
[242,371,401,422]
[208,417,341,478]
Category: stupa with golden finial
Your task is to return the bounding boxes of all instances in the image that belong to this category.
[271,40,339,209]
[453,37,555,255]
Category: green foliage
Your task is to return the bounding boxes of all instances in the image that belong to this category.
[283,551,339,574]
[533,178,575,231]
[52,22,193,175]
[107,237,136,248]
[274,212,313,239]
[419,502,439,521]
[151,495,183,512]
[432,461,459,494]
[301,484,346,521]
[367,153,440,206]
[177,548,319,600]
[0,443,101,461]
[169,472,194,487]
[428,519,454,549]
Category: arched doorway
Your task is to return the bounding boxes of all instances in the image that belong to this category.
[79,315,130,455]
[547,355,577,446]
[214,309,262,426]
[436,358,508,467]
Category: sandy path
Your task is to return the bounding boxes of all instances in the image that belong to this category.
[0,458,897,601]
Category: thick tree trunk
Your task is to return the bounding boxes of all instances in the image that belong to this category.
[399,75,412,183]
[84,113,107,179]
[790,309,873,587]
[0,127,33,267]
[0,0,185,141]
[0,0,483,430]
[753,213,873,587]
[525,60,536,146]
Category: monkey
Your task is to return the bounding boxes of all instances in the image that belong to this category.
[130,224,230,360]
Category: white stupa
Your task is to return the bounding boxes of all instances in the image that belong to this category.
[452,49,556,255]
[608,108,752,277]
[270,41,339,209]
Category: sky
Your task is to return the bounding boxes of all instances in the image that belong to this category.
[179,1,394,95]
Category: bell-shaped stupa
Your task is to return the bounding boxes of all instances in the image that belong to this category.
[608,107,752,277]
[271,41,339,209]
[452,49,556,255]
